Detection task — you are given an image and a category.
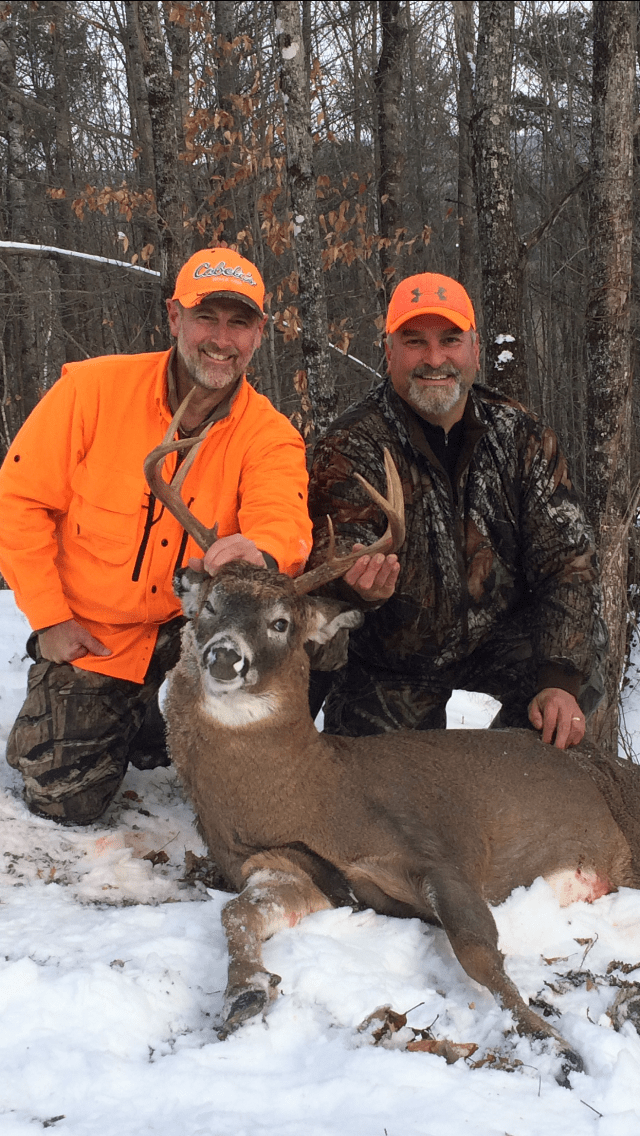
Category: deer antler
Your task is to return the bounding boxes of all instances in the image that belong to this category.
[143,388,219,551]
[145,397,405,578]
[292,447,405,596]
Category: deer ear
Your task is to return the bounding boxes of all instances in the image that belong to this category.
[173,567,207,620]
[304,598,364,644]
[302,598,363,671]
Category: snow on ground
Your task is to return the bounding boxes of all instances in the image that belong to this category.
[0,591,639,1136]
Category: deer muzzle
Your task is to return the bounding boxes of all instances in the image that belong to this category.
[201,631,250,681]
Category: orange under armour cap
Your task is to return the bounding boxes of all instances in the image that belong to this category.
[172,248,265,315]
[386,273,476,335]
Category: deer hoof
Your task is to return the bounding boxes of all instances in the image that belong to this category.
[218,989,266,1038]
[218,973,282,1040]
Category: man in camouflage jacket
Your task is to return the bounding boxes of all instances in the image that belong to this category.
[308,273,605,749]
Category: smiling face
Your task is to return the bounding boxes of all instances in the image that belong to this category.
[385,313,480,431]
[166,295,266,402]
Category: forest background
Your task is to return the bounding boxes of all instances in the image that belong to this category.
[0,0,638,755]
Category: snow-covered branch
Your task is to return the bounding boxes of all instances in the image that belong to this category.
[0,241,160,278]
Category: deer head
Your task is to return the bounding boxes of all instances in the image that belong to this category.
[174,562,363,710]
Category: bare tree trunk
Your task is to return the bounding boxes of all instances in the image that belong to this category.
[375,0,408,301]
[215,0,237,89]
[162,0,196,221]
[471,0,527,402]
[274,0,333,435]
[213,1,240,243]
[585,1,635,756]
[405,0,427,273]
[0,7,40,436]
[133,0,191,297]
[122,0,163,338]
[124,0,157,191]
[51,2,73,232]
[349,1,361,148]
[50,1,86,356]
[453,0,480,307]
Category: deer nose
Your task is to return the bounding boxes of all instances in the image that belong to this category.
[206,645,246,681]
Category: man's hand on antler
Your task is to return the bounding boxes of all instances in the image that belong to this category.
[39,619,112,664]
[189,534,267,575]
[343,545,400,603]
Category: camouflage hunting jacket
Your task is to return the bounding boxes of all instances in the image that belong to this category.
[308,380,603,697]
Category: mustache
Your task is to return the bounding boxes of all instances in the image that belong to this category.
[199,346,239,358]
[410,365,461,381]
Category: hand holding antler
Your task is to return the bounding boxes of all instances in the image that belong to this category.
[342,546,401,603]
[293,448,405,596]
[190,535,267,575]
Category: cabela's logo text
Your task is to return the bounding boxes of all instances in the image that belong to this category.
[193,260,258,287]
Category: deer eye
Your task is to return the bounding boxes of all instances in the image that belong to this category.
[271,618,289,633]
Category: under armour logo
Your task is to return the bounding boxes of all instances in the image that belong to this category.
[411,288,422,304]
[437,286,447,301]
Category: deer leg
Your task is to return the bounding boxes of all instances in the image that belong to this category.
[422,871,583,1086]
[219,862,332,1038]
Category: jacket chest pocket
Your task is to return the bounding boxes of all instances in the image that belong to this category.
[68,462,145,565]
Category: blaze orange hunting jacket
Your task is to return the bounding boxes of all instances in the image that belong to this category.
[0,350,312,682]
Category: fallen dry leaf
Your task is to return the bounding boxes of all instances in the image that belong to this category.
[358,1005,407,1043]
[470,1052,523,1072]
[406,1038,478,1063]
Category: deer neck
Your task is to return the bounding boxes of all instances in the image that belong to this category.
[171,644,326,757]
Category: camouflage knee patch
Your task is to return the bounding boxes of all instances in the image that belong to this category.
[7,616,184,823]
[7,661,146,824]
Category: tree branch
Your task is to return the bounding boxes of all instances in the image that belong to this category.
[0,241,160,278]
[518,171,589,268]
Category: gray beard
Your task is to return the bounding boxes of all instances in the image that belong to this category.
[178,347,240,391]
[406,374,464,417]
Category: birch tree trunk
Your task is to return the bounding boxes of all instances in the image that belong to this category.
[471,0,527,402]
[375,0,408,300]
[273,0,333,435]
[585,1,635,756]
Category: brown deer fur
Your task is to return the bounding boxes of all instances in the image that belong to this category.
[164,561,640,1084]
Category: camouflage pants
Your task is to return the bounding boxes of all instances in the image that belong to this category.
[312,620,606,737]
[6,618,184,825]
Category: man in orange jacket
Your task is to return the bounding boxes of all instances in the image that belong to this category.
[0,248,312,824]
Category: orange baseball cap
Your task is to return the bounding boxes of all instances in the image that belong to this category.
[386,273,476,335]
[172,248,265,315]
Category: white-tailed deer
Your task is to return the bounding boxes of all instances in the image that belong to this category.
[145,405,640,1087]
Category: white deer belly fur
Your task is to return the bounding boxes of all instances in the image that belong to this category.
[199,688,279,727]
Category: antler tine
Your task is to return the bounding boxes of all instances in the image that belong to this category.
[292,448,405,596]
[143,389,219,552]
[353,448,405,552]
